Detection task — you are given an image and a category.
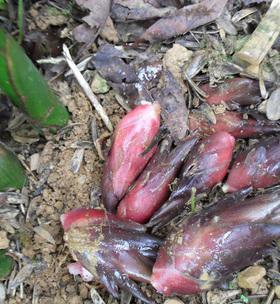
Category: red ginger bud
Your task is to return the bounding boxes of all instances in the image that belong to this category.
[200,77,261,109]
[117,136,198,223]
[148,132,235,228]
[102,103,161,213]
[189,110,280,138]
[151,190,280,296]
[61,208,161,304]
[223,137,280,193]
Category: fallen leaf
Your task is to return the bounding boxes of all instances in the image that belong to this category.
[9,264,34,290]
[153,71,188,140]
[100,17,119,43]
[73,0,111,43]
[242,0,272,5]
[111,0,177,22]
[141,0,229,42]
[93,44,138,83]
[207,290,241,304]
[0,192,28,206]
[30,4,68,31]
[184,50,207,78]
[33,226,56,245]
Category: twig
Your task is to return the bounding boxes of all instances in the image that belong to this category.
[62,44,113,132]
[264,288,275,304]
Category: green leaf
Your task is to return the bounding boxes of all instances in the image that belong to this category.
[0,29,69,128]
[0,142,26,191]
[0,250,14,279]
[0,0,6,10]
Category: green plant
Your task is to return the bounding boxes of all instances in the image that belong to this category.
[0,142,26,191]
[0,28,69,128]
[0,0,6,10]
[17,0,24,43]
[0,250,14,279]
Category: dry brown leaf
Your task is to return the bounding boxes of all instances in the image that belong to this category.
[9,264,34,290]
[93,44,137,84]
[0,192,28,206]
[30,4,68,31]
[100,17,119,43]
[111,0,177,22]
[207,290,241,304]
[73,0,111,43]
[33,226,56,245]
[154,71,188,140]
[141,0,229,42]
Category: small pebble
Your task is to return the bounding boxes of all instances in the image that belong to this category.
[91,73,110,94]
[164,298,184,304]
[266,88,280,120]
[237,266,266,290]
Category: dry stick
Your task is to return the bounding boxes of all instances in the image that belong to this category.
[62,44,113,132]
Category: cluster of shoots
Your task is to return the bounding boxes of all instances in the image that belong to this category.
[62,84,280,302]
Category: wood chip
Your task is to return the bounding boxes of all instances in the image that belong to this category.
[235,0,280,65]
[90,287,106,304]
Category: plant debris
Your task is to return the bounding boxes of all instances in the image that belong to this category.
[141,0,229,42]
[73,0,111,43]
